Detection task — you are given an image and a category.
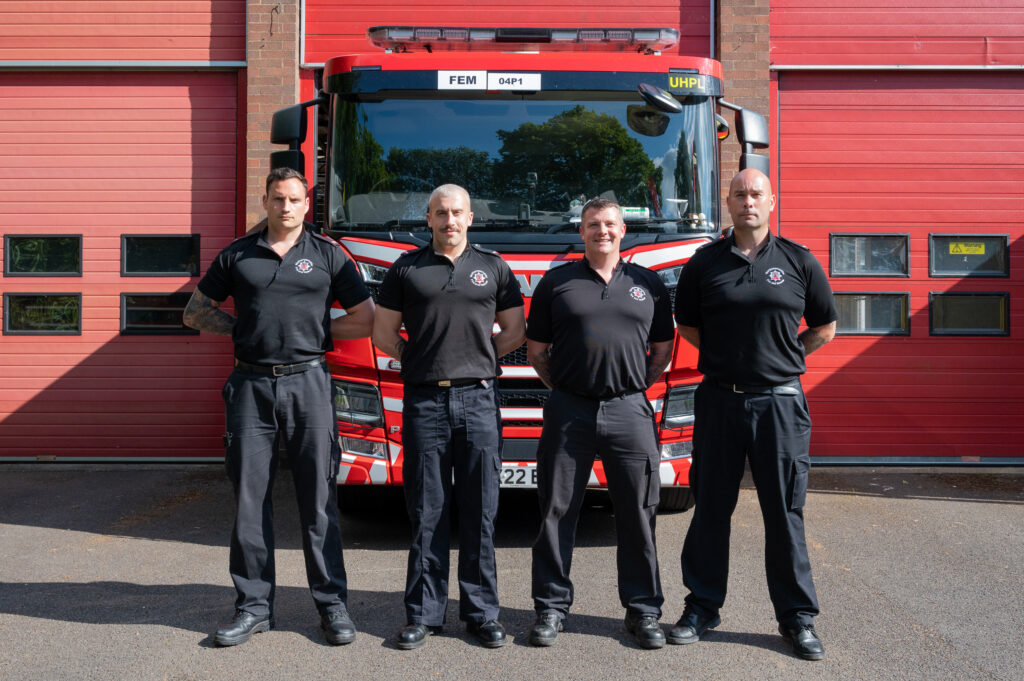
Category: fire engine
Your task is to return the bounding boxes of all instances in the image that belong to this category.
[269,26,769,511]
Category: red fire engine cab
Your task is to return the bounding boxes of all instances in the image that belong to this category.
[270,26,769,511]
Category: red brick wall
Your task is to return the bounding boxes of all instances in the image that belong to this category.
[245,0,303,229]
[718,0,771,213]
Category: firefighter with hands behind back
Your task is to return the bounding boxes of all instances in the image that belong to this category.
[183,167,375,647]
[526,196,675,649]
[372,184,526,650]
[670,168,837,661]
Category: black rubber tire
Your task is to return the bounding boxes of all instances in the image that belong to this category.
[658,487,695,513]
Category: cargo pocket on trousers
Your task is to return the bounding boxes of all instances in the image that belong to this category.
[645,456,661,508]
[788,458,810,510]
[328,429,342,481]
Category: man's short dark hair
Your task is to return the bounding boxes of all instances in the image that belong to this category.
[266,167,308,196]
[581,196,623,222]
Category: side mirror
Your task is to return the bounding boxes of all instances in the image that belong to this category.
[719,100,770,176]
[270,104,307,146]
[735,108,768,150]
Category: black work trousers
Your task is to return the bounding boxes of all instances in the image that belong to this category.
[532,389,663,619]
[401,381,502,626]
[682,381,819,628]
[222,363,347,618]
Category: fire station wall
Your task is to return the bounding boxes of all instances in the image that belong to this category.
[777,70,1024,459]
[0,71,239,460]
[302,0,714,64]
[0,1,245,63]
[769,0,1024,67]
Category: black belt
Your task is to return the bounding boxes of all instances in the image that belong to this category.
[713,379,800,395]
[234,356,324,377]
[418,378,489,388]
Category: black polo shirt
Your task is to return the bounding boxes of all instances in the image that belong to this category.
[197,227,370,365]
[527,258,675,399]
[674,232,837,385]
[377,242,523,385]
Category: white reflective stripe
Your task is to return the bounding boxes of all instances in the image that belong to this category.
[501,407,543,419]
[369,460,388,483]
[383,397,404,412]
[506,260,576,271]
[660,462,677,485]
[627,242,703,268]
[492,323,501,333]
[341,240,409,264]
[388,443,402,464]
[330,308,347,319]
[588,470,600,486]
[651,398,663,413]
[500,366,537,377]
[336,465,350,484]
[341,454,358,463]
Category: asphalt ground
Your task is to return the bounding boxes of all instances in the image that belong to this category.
[1,465,1022,681]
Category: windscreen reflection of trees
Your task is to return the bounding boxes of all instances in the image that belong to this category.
[492,106,660,210]
[337,103,669,220]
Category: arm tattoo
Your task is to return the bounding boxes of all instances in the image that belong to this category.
[183,289,235,336]
[645,342,674,388]
[529,347,554,390]
[799,327,829,355]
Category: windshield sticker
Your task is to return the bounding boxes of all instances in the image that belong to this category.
[486,72,542,91]
[438,70,487,89]
[667,74,708,94]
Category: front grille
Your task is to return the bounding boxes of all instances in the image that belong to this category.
[498,342,530,366]
[497,378,549,409]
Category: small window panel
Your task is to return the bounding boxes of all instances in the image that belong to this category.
[121,293,198,335]
[3,293,81,335]
[121,235,200,276]
[929,235,1009,277]
[4,235,82,276]
[930,293,1009,336]
[834,292,909,336]
[830,234,908,277]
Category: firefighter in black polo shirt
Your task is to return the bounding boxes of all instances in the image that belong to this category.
[526,197,675,650]
[372,184,525,650]
[183,167,375,648]
[670,168,837,661]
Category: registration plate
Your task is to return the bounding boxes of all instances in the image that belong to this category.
[499,464,538,488]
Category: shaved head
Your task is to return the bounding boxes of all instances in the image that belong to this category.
[727,168,776,233]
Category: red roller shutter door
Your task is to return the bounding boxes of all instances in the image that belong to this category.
[778,70,1024,460]
[0,71,238,461]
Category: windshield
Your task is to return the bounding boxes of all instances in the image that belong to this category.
[328,95,718,239]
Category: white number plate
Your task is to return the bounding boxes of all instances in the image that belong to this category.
[499,464,538,488]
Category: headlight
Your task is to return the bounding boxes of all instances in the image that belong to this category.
[660,440,693,459]
[358,261,388,285]
[662,385,696,429]
[333,380,384,427]
[657,265,683,287]
[340,437,387,459]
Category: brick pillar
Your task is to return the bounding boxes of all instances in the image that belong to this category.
[245,0,302,230]
[717,0,771,211]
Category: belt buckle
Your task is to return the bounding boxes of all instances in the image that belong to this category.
[272,364,286,377]
[438,379,451,387]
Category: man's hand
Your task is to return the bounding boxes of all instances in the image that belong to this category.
[183,289,235,336]
[331,297,375,340]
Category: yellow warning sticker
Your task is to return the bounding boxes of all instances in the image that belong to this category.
[949,242,985,255]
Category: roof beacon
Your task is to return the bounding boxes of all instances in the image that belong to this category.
[367,26,679,53]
